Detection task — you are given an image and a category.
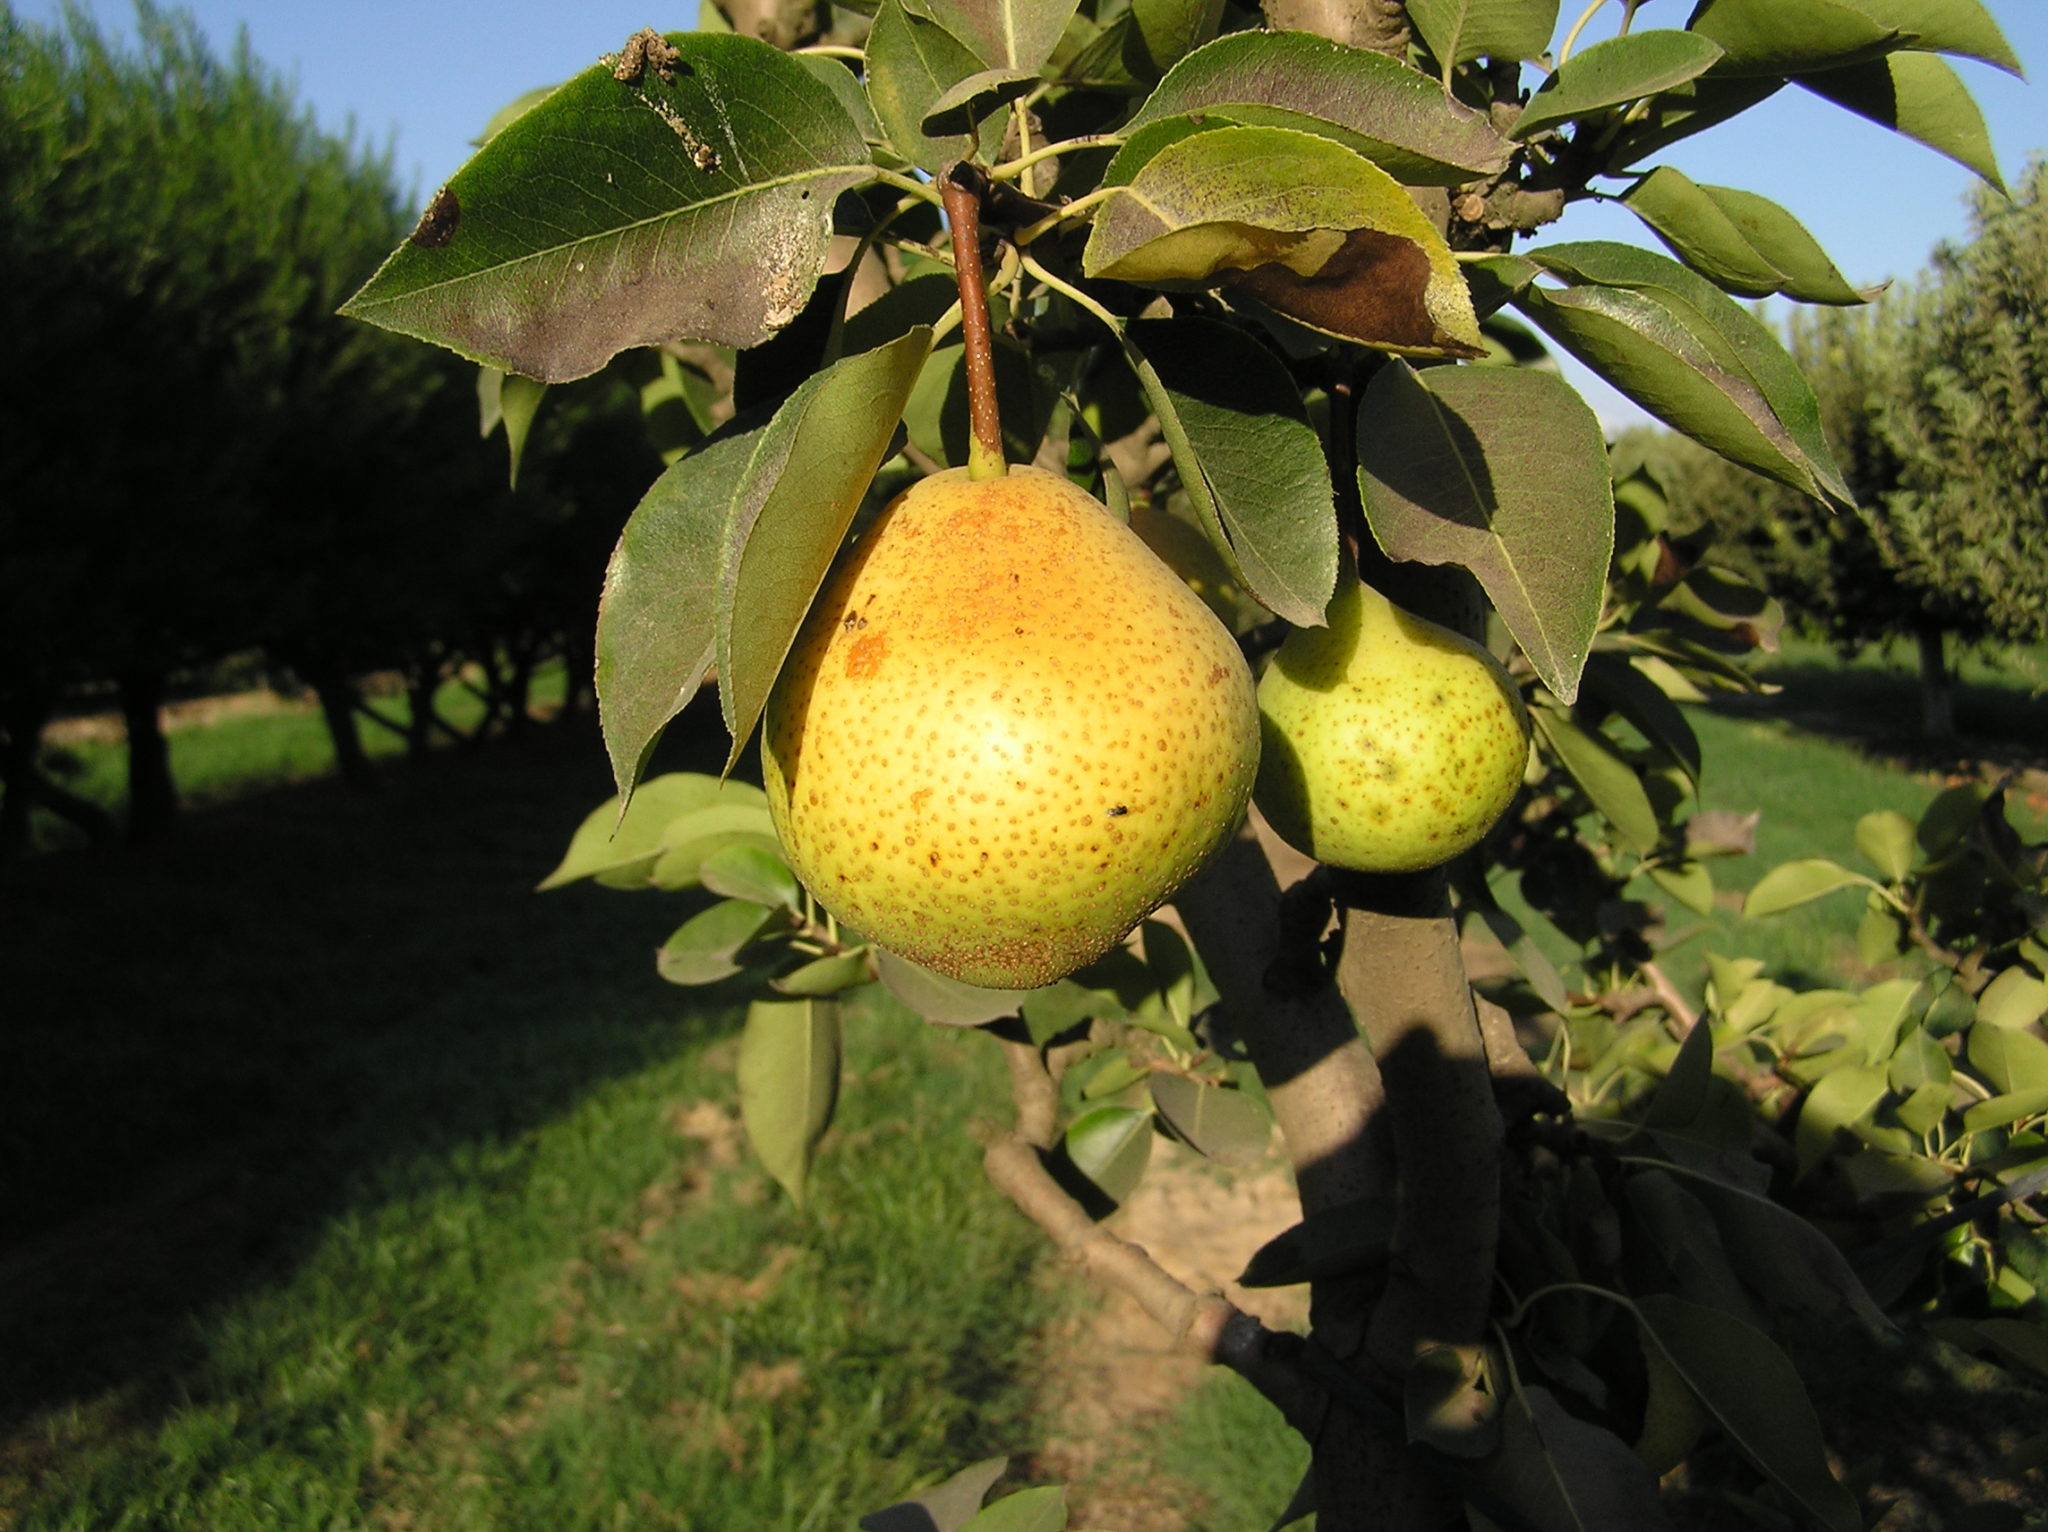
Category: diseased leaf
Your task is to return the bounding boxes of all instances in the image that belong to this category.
[1744,858,1873,917]
[874,947,1025,1025]
[1149,1074,1271,1163]
[865,0,1006,173]
[1513,31,1726,139]
[1356,361,1612,702]
[1798,51,2006,191]
[595,424,758,799]
[1531,706,1659,853]
[341,34,872,379]
[716,328,932,771]
[860,1456,1009,1532]
[1633,1294,1862,1532]
[1085,126,1484,358]
[736,996,842,1205]
[1687,0,1900,78]
[1125,29,1510,185]
[1124,317,1338,627]
[1512,241,1852,509]
[1409,0,1561,67]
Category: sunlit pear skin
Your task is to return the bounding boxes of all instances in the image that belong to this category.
[762,465,1260,989]
[1255,578,1530,873]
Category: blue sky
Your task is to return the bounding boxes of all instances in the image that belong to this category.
[24,1,2046,426]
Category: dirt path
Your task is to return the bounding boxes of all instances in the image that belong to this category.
[1026,1138,1308,1530]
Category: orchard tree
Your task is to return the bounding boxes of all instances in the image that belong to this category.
[345,2,2047,1527]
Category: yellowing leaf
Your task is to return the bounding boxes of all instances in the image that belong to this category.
[1084,125,1483,357]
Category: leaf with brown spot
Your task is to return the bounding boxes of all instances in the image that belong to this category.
[342,33,873,382]
[1083,125,1483,357]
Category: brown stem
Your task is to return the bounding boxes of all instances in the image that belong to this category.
[940,162,1005,481]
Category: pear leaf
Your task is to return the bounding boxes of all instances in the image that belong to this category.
[1124,317,1338,628]
[1687,0,1900,77]
[1409,0,1561,67]
[736,996,842,1205]
[925,0,1084,72]
[1512,31,1726,139]
[1356,360,1612,703]
[716,328,932,772]
[865,0,1007,173]
[539,772,736,889]
[859,1457,1010,1532]
[1085,125,1484,358]
[1531,706,1659,854]
[1620,166,1790,297]
[1125,29,1510,185]
[1797,51,2006,191]
[341,33,872,380]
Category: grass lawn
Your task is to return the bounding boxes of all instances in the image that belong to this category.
[1,711,1045,1530]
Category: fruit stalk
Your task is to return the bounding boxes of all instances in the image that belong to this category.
[939,162,1006,482]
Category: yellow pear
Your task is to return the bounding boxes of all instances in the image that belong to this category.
[1255,578,1529,872]
[762,465,1260,989]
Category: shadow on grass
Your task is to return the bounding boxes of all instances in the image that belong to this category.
[0,695,733,1435]
[1706,657,2048,779]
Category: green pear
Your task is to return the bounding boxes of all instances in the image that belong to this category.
[762,466,1260,989]
[1255,578,1529,872]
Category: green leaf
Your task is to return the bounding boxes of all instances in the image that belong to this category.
[1512,242,1852,510]
[1851,0,2023,73]
[1693,184,1872,304]
[1794,1063,1889,1177]
[1512,31,1726,139]
[1977,967,2048,1032]
[736,996,842,1205]
[538,772,732,890]
[958,1484,1068,1532]
[1084,125,1484,359]
[1854,808,1917,882]
[341,34,872,379]
[1969,1024,2048,1096]
[1063,1104,1154,1205]
[658,898,788,986]
[646,798,780,890]
[1604,74,1787,164]
[873,947,1025,1025]
[1477,1383,1676,1530]
[1681,1174,1891,1329]
[1974,1319,2048,1384]
[1124,30,1510,185]
[904,337,1049,470]
[1646,1016,1716,1129]
[1632,1294,1862,1532]
[1581,652,1702,784]
[1744,857,1874,917]
[698,842,802,909]
[716,329,932,772]
[1238,1193,1396,1287]
[1619,166,1790,297]
[924,0,1084,72]
[1409,0,1561,67]
[1531,706,1659,854]
[1127,0,1228,78]
[1961,1088,2048,1135]
[1138,918,1217,1029]
[1149,1075,1271,1164]
[773,947,877,996]
[1688,0,1901,77]
[859,1456,1010,1532]
[1124,317,1338,628]
[921,66,1039,134]
[1798,51,2006,190]
[863,0,1006,173]
[1356,361,1612,703]
[595,426,757,799]
[477,368,550,488]
[1475,905,1571,1012]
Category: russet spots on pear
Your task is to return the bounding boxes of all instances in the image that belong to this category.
[763,465,1260,989]
[1254,578,1530,873]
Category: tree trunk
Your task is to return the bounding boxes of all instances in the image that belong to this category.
[308,668,380,790]
[1914,620,1956,741]
[118,669,178,843]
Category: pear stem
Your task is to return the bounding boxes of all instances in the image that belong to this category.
[940,162,1007,482]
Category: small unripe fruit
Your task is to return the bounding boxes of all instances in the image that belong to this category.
[763,466,1260,989]
[1255,579,1529,872]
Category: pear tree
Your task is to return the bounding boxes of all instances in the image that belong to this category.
[345,3,2044,1527]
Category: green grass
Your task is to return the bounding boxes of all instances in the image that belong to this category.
[1,715,1047,1530]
